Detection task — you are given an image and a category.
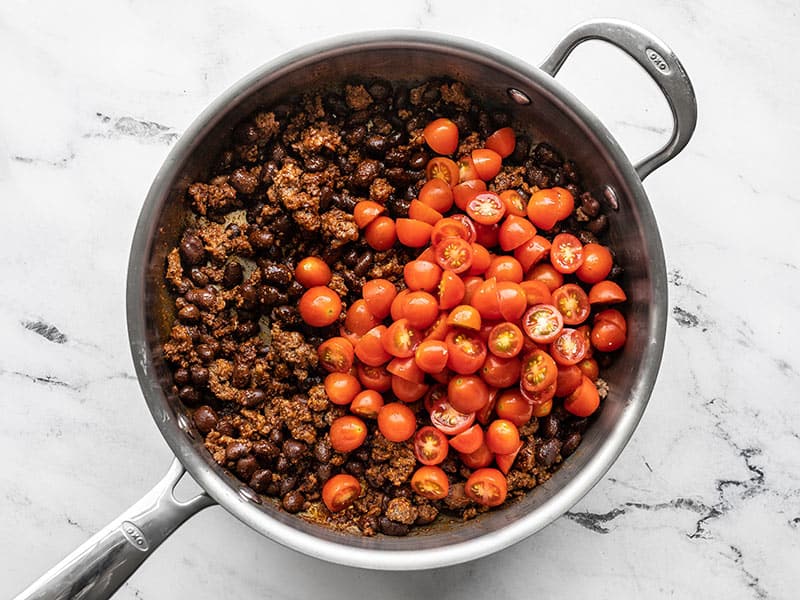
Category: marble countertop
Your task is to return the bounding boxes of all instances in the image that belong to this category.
[2,1,798,598]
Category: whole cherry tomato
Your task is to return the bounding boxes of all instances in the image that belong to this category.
[299,286,342,327]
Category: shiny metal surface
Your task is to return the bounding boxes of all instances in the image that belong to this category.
[16,21,696,599]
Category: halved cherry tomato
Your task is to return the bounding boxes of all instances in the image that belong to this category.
[564,376,601,417]
[445,329,487,375]
[414,340,449,374]
[514,234,551,271]
[362,278,397,320]
[426,157,459,186]
[495,389,533,426]
[338,325,359,349]
[458,154,480,182]
[498,189,527,218]
[423,311,449,341]
[530,262,564,292]
[550,328,589,366]
[527,187,573,229]
[485,419,520,455]
[577,357,600,381]
[550,233,584,274]
[419,178,454,213]
[471,148,502,181]
[449,214,477,243]
[431,217,470,246]
[555,364,583,397]
[414,426,449,465]
[485,127,516,158]
[435,237,473,274]
[446,304,482,331]
[588,280,627,304]
[424,384,448,414]
[390,288,410,321]
[476,387,499,424]
[430,396,475,435]
[465,468,507,506]
[324,372,362,406]
[449,424,484,454]
[357,363,392,392]
[496,281,527,321]
[378,402,417,441]
[353,200,386,229]
[396,218,434,248]
[595,308,627,332]
[520,280,553,306]
[345,299,380,336]
[391,375,429,402]
[474,222,500,247]
[520,380,557,407]
[448,375,490,413]
[459,442,494,469]
[299,286,342,327]
[552,284,590,325]
[437,271,466,309]
[470,277,502,320]
[480,354,521,388]
[423,118,459,155]
[576,243,613,283]
[383,318,422,358]
[295,257,332,288]
[467,243,492,276]
[409,199,444,226]
[498,215,537,251]
[401,291,439,330]
[330,415,368,452]
[318,337,354,373]
[364,216,397,251]
[387,356,425,383]
[355,325,392,366]
[453,179,487,211]
[521,349,558,393]
[467,192,506,225]
[488,322,524,358]
[322,474,361,512]
[411,466,449,500]
[521,304,563,344]
[591,320,626,352]
[462,276,484,305]
[486,256,523,283]
[495,441,523,475]
[404,260,442,292]
[350,389,384,418]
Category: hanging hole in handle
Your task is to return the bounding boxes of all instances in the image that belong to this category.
[171,467,206,503]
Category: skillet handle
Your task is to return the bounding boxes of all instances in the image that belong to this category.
[13,459,215,600]
[540,19,697,180]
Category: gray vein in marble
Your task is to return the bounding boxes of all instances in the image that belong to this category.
[668,268,708,297]
[12,153,75,168]
[613,119,670,135]
[727,544,769,600]
[21,319,68,344]
[86,112,179,144]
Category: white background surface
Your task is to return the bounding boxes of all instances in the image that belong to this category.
[1,1,798,598]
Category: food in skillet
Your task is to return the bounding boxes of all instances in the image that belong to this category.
[162,79,627,535]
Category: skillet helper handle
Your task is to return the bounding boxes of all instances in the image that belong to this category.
[14,459,214,600]
[540,19,697,180]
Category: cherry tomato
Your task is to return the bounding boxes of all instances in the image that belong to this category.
[486,256,523,283]
[445,329,488,375]
[414,426,449,465]
[496,281,527,321]
[330,415,368,452]
[298,286,342,327]
[521,304,563,344]
[448,375,490,413]
[460,442,494,469]
[551,284,590,326]
[577,357,600,381]
[467,243,492,276]
[521,349,558,393]
[418,178,454,213]
[458,154,480,182]
[337,324,360,350]
[387,356,426,383]
[487,322,524,358]
[575,243,613,283]
[382,318,423,358]
[485,127,516,158]
[485,419,520,455]
[449,214,477,243]
[426,157,459,186]
[466,192,506,225]
[591,320,626,352]
[498,215,537,251]
[356,363,391,392]
[446,304,482,331]
[414,340,449,374]
[474,222,500,247]
[424,384,448,414]
[362,278,397,320]
[555,364,583,397]
[350,389,384,418]
[345,299,380,336]
[588,280,626,304]
[532,398,553,417]
[378,402,417,441]
[530,263,564,292]
[322,474,361,512]
[435,237,473,274]
[470,277,502,320]
[430,396,475,435]
[521,380,557,407]
[514,234,551,271]
[550,233,584,274]
[324,372,361,406]
[411,466,449,500]
[396,218,434,248]
[390,288,410,321]
[404,260,442,293]
[564,376,601,417]
[409,198,444,226]
[527,187,574,229]
[423,118,459,155]
[465,468,507,506]
[480,354,521,388]
[431,217,470,246]
[495,389,533,426]
[476,387,499,424]
[453,179,487,211]
[423,311,449,341]
[355,325,392,366]
[295,257,331,288]
[520,280,553,306]
[495,441,523,475]
[462,276,483,305]
[353,200,386,229]
[496,190,526,219]
[318,337,355,373]
[401,291,440,330]
[449,424,484,454]
[595,308,627,332]
[391,375,429,402]
[364,216,397,251]
[436,271,465,310]
[471,148,503,181]
[550,328,589,366]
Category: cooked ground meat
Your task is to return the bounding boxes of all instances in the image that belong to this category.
[162,77,614,536]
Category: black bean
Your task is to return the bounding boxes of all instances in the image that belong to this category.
[305,155,327,172]
[229,167,259,194]
[342,247,360,267]
[378,516,409,537]
[385,147,410,166]
[271,214,292,235]
[253,440,279,461]
[271,304,301,325]
[314,439,333,463]
[178,304,200,323]
[345,125,367,146]
[185,288,216,310]
[233,122,258,144]
[190,365,209,386]
[279,475,298,496]
[195,344,215,364]
[259,285,286,307]
[369,80,393,102]
[342,270,361,293]
[578,230,599,246]
[388,197,411,218]
[193,405,218,433]
[533,142,563,167]
[421,86,441,105]
[216,419,236,437]
[282,490,305,513]
[353,251,373,277]
[190,267,209,287]
[249,469,273,493]
[178,385,200,404]
[174,368,190,386]
[408,151,429,170]
[225,442,250,461]
[240,283,258,310]
[580,194,601,218]
[179,234,205,266]
[317,463,334,482]
[262,262,292,286]
[536,439,562,467]
[274,455,290,473]
[236,456,259,480]
[345,461,365,477]
[353,447,370,463]
[269,428,284,446]
[384,167,411,186]
[586,214,608,235]
[283,439,307,462]
[222,261,243,288]
[394,86,410,109]
[249,229,274,250]
[561,432,582,457]
[365,135,387,156]
[242,388,265,407]
[352,159,382,187]
[541,414,560,439]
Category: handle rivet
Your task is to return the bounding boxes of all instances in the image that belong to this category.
[507,88,532,105]
[238,486,262,504]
